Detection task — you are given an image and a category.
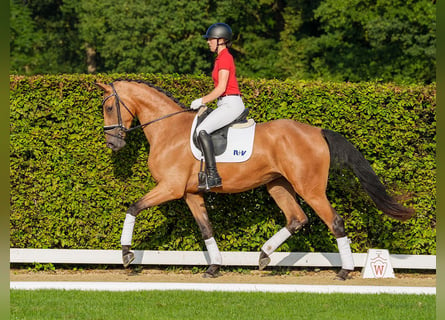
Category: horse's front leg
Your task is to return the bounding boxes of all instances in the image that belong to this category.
[184,192,221,278]
[120,184,183,268]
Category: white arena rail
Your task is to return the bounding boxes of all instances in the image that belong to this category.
[10,249,436,270]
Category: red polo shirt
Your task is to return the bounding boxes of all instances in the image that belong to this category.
[212,48,241,96]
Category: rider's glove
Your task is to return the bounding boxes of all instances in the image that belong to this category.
[190,98,203,110]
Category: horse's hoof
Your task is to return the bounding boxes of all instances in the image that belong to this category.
[334,268,353,281]
[122,251,135,268]
[203,264,221,278]
[258,251,271,270]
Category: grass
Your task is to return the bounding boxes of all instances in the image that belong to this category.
[10,289,435,320]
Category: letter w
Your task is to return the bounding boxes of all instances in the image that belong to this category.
[373,265,385,276]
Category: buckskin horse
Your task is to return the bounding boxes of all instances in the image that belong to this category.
[96,79,414,280]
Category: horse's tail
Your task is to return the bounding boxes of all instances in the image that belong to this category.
[321,129,414,221]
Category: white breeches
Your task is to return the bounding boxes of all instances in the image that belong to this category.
[196,95,245,134]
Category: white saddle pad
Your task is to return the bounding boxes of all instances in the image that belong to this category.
[190,115,256,163]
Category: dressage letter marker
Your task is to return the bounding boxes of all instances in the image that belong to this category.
[362,249,395,278]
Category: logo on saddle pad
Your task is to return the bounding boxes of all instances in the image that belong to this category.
[190,108,256,163]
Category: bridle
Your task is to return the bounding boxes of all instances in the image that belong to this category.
[102,83,194,140]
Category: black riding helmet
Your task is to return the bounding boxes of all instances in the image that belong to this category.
[203,23,233,44]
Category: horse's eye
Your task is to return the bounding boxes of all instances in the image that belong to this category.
[106,105,113,112]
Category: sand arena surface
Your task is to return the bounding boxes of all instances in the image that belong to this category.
[10,267,436,287]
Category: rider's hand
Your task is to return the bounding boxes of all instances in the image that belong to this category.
[190,98,203,110]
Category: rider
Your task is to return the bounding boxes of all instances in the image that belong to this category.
[190,23,245,190]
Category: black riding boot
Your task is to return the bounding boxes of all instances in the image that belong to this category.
[198,130,222,190]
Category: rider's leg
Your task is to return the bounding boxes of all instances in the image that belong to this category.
[195,96,245,190]
[197,130,222,189]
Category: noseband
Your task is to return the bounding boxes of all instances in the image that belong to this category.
[102,83,193,140]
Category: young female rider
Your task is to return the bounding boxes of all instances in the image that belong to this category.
[190,23,245,190]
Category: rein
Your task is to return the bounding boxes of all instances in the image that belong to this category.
[103,83,194,138]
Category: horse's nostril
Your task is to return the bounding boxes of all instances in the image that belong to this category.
[106,142,116,150]
[106,139,125,151]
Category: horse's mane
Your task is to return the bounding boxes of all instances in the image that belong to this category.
[113,79,187,109]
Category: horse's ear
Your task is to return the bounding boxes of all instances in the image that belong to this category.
[95,82,110,91]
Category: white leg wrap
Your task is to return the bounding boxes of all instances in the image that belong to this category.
[261,227,292,256]
[336,236,354,270]
[204,237,222,265]
[120,214,136,246]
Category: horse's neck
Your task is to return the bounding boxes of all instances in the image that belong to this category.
[145,112,194,148]
[118,83,193,146]
[135,89,182,120]
[133,95,192,146]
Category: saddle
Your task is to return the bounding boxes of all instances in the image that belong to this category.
[192,106,251,156]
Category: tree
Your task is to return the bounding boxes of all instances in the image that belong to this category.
[277,0,322,80]
[76,0,211,74]
[10,0,43,74]
[278,0,436,83]
[9,0,436,84]
[209,0,285,79]
[10,0,84,74]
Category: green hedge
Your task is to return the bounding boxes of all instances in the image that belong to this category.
[10,74,436,255]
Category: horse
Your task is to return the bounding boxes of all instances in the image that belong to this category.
[96,79,414,280]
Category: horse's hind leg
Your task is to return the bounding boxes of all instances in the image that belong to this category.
[259,178,309,270]
[303,193,354,280]
[184,192,221,278]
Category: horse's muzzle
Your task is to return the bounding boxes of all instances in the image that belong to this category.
[104,127,127,151]
[106,138,126,151]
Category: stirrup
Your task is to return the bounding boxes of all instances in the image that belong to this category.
[198,171,208,191]
[197,172,222,191]
[207,173,222,189]
[197,170,222,192]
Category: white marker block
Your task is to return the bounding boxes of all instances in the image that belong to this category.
[362,249,395,278]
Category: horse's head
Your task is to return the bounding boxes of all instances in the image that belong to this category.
[96,82,136,152]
